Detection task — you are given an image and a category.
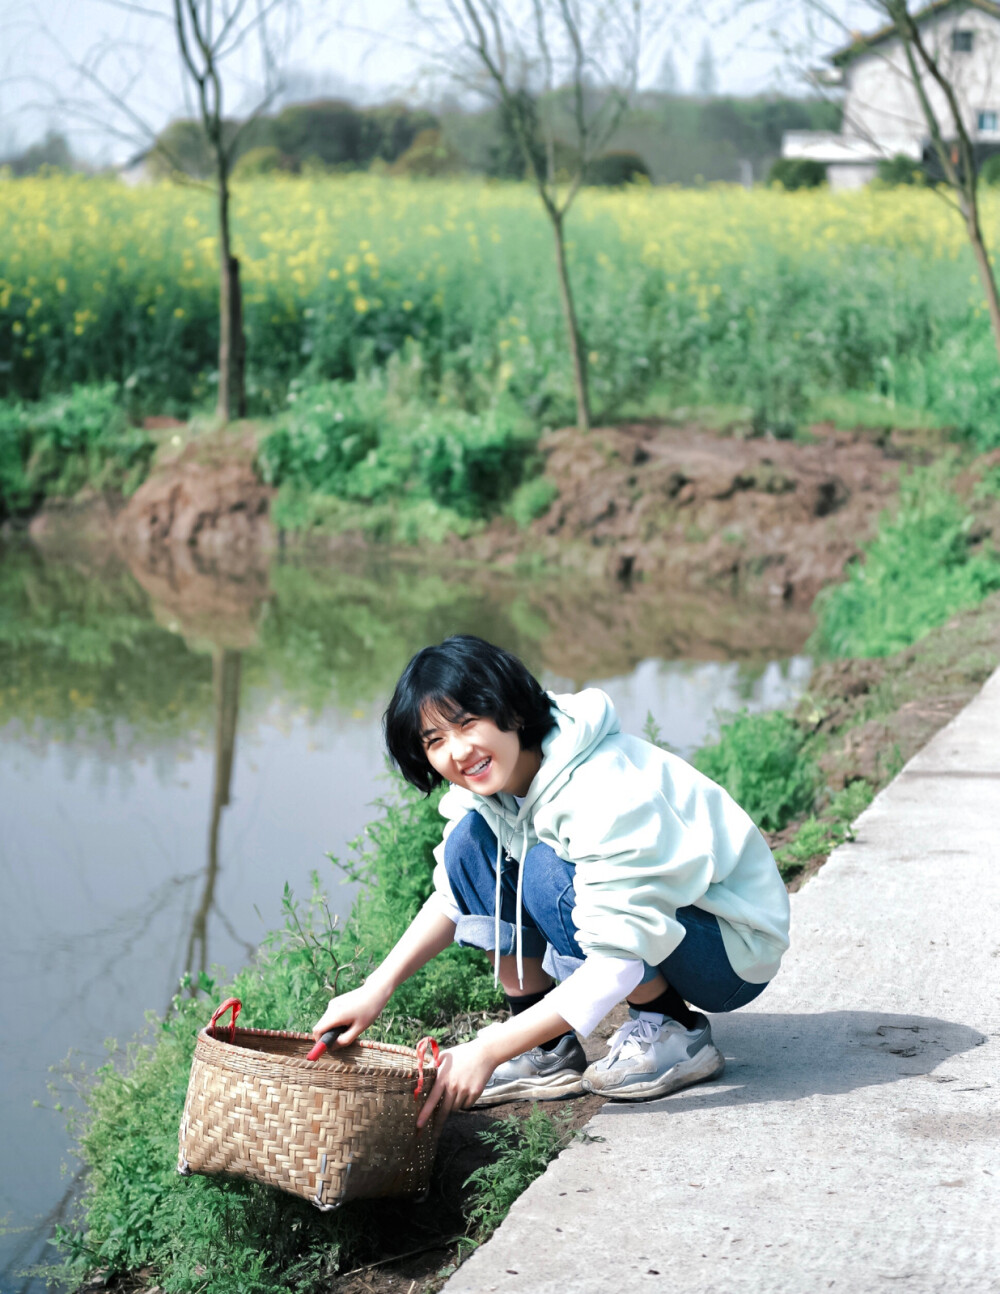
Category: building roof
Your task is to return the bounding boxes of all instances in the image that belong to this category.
[830,0,1000,66]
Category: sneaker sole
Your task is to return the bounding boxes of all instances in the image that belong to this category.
[581,1043,725,1102]
[474,1070,586,1107]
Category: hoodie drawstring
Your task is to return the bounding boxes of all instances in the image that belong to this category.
[493,832,503,985]
[492,812,530,991]
[513,830,529,990]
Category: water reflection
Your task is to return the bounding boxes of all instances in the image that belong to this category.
[184,647,254,993]
[0,539,815,1292]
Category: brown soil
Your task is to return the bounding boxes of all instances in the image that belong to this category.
[461,422,907,605]
[114,429,274,563]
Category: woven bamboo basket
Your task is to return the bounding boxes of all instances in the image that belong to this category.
[177,999,443,1210]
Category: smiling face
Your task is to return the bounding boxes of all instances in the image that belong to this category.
[419,702,541,798]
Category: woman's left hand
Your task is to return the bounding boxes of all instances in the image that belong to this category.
[416,1037,498,1129]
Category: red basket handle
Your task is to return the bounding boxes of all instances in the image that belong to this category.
[208,997,242,1043]
[413,1036,439,1099]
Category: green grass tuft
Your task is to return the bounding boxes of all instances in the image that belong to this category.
[693,709,818,834]
[462,1107,581,1245]
[810,465,1000,659]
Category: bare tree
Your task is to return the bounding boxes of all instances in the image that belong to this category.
[885,0,1000,359]
[775,0,1000,363]
[27,0,298,421]
[170,0,295,418]
[411,0,662,432]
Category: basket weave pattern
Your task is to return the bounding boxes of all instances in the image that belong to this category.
[178,1026,441,1210]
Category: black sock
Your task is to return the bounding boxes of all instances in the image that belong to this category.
[626,984,699,1030]
[504,989,572,1051]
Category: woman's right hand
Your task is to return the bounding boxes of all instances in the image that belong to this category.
[312,981,391,1046]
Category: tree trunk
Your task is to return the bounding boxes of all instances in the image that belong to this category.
[549,211,591,433]
[965,202,1000,365]
[216,174,246,421]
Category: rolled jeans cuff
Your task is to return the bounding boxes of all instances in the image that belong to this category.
[454,914,548,960]
[543,947,584,983]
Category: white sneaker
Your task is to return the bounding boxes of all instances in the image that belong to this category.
[581,1009,724,1101]
[475,1032,588,1106]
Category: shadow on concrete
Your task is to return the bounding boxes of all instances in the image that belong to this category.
[596,1011,988,1116]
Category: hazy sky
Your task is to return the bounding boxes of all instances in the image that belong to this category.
[0,0,856,162]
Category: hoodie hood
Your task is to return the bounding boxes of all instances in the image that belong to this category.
[438,688,619,827]
[437,689,620,986]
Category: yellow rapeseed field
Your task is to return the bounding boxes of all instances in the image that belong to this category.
[1,172,996,420]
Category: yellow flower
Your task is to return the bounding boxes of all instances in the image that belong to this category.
[328,268,340,279]
[402,299,413,311]
[354,296,369,313]
[174,307,185,318]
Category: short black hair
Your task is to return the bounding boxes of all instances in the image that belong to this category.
[383,635,556,793]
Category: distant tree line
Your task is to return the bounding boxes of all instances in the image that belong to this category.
[146,100,440,179]
[2,95,843,188]
[1,128,78,176]
[132,92,842,187]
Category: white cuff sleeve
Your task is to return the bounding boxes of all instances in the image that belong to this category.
[545,956,645,1038]
[426,854,461,925]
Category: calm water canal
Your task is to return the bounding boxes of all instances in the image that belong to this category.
[0,541,814,1291]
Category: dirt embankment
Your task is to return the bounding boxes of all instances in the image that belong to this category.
[25,421,910,611]
[464,422,906,605]
[25,426,274,570]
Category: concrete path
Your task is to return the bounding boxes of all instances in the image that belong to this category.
[447,668,1000,1294]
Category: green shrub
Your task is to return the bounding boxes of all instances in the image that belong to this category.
[980,153,1000,186]
[232,146,298,179]
[256,381,381,497]
[767,158,826,190]
[693,709,818,833]
[586,151,652,186]
[876,154,929,186]
[506,475,558,528]
[773,781,875,880]
[258,383,537,529]
[463,1107,579,1244]
[389,129,464,178]
[810,465,1000,658]
[0,386,154,520]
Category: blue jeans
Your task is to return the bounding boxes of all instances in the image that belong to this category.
[443,810,767,1014]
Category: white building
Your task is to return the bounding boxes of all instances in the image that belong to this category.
[783,0,1000,189]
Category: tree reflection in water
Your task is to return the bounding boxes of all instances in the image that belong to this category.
[183,646,253,990]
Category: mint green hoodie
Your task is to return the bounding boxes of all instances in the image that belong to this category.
[433,688,790,986]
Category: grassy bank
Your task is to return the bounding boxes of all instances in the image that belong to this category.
[696,460,1000,880]
[44,459,1000,1294]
